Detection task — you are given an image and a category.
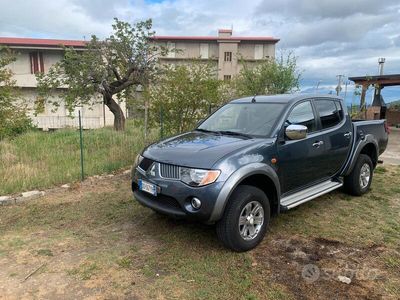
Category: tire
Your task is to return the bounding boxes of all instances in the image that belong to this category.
[344,154,373,196]
[216,185,270,252]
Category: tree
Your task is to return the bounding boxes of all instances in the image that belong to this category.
[37,18,160,131]
[0,47,32,140]
[233,52,301,97]
[145,61,226,135]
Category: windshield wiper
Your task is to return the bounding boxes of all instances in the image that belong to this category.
[216,130,253,139]
[195,128,214,133]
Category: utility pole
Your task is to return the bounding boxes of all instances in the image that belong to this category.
[315,80,322,93]
[336,75,345,96]
[344,81,348,98]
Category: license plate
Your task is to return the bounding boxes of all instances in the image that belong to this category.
[138,179,157,196]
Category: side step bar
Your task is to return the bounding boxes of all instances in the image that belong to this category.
[280,180,343,211]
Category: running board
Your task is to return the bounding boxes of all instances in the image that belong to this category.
[280,180,343,211]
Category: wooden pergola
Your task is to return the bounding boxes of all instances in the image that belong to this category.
[348,74,400,110]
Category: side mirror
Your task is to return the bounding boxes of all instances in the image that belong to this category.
[285,124,307,140]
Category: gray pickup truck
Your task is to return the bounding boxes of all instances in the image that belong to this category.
[132,94,389,251]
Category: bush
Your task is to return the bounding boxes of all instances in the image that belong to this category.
[0,47,34,140]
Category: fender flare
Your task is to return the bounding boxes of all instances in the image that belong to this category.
[344,134,379,176]
[208,163,280,223]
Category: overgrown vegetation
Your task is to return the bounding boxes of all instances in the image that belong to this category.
[0,47,33,140]
[0,120,156,195]
[145,61,228,135]
[233,52,300,97]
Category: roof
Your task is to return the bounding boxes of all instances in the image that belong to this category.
[348,74,400,88]
[0,37,86,48]
[230,94,343,104]
[151,36,280,43]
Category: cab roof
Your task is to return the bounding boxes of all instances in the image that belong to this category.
[230,94,343,104]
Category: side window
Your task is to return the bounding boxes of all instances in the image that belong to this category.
[315,100,342,129]
[286,101,316,133]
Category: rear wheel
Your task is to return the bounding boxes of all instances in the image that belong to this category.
[216,185,270,252]
[344,154,373,196]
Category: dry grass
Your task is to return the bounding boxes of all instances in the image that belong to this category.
[0,165,399,299]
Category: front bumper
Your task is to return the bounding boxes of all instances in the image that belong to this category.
[132,167,224,222]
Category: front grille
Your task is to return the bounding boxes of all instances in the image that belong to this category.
[159,163,180,179]
[139,157,154,171]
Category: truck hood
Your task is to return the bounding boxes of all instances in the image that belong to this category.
[142,131,269,168]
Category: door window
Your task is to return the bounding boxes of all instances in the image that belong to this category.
[286,101,317,133]
[315,100,343,129]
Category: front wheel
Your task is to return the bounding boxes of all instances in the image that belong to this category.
[344,154,373,196]
[216,185,270,252]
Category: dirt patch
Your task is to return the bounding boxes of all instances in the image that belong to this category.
[252,235,389,299]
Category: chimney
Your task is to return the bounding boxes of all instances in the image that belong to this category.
[218,29,232,38]
[378,57,385,75]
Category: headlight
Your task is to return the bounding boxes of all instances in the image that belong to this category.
[135,154,144,167]
[180,167,220,186]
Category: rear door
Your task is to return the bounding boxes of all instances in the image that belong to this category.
[277,100,329,193]
[313,99,352,177]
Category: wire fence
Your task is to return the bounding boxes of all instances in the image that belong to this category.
[0,107,211,195]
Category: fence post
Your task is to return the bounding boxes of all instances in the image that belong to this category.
[160,107,164,139]
[78,110,84,181]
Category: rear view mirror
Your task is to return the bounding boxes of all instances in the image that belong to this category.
[285,124,307,140]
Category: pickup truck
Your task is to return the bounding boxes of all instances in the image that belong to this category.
[132,94,389,251]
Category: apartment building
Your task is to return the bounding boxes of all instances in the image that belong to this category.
[0,37,121,130]
[151,29,279,80]
[1,29,278,129]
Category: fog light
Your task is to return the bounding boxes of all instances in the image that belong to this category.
[191,197,201,209]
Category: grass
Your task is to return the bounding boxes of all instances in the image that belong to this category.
[0,120,157,195]
[0,166,399,299]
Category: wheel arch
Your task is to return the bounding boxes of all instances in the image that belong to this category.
[208,163,280,223]
[344,135,379,176]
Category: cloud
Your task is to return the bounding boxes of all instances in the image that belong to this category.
[256,0,400,20]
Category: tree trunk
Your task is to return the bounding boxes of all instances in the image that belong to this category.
[104,95,125,131]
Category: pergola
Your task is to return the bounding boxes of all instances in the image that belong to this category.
[348,74,400,110]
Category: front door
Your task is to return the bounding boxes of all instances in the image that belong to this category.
[277,100,328,194]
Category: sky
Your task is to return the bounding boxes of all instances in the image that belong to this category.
[1,0,399,104]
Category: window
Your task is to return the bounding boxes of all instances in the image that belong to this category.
[166,42,175,58]
[223,75,231,81]
[198,103,286,137]
[200,43,209,59]
[286,101,316,133]
[224,52,232,62]
[315,100,343,129]
[30,51,44,74]
[254,44,263,60]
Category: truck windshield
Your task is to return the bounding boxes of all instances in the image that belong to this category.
[197,103,286,137]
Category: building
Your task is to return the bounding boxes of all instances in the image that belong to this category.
[1,29,278,130]
[151,29,279,80]
[0,37,122,130]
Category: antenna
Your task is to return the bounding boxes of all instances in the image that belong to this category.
[251,95,257,103]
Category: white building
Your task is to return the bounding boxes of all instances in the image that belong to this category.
[0,37,125,130]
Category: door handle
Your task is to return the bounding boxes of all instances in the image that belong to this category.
[344,132,352,138]
[312,141,324,148]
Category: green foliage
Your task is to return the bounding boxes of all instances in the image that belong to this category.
[145,61,228,135]
[36,18,160,130]
[233,52,300,97]
[0,47,33,140]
